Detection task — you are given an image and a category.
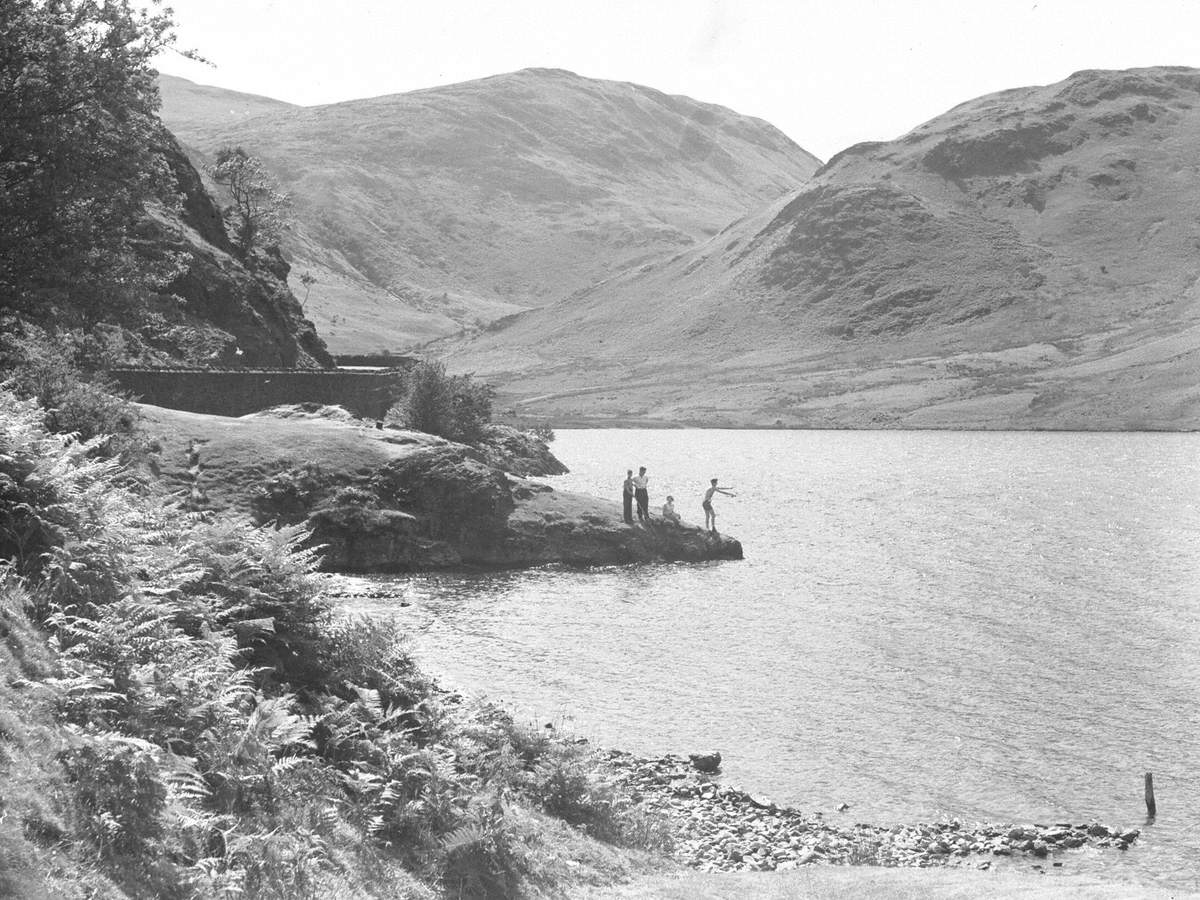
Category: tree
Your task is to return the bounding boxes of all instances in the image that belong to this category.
[210,146,290,258]
[0,0,187,315]
[299,271,317,310]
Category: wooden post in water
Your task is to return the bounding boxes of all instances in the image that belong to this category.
[1144,771,1157,819]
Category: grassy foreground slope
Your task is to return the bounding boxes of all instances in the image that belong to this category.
[440,67,1200,430]
[158,69,820,354]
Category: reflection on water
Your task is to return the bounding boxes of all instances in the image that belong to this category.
[342,429,1200,891]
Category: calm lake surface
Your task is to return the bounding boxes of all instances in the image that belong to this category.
[343,429,1200,890]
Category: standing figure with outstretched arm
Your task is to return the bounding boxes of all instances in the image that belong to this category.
[702,478,735,533]
[633,466,650,522]
[622,469,635,524]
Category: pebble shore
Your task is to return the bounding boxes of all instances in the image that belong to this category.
[602,750,1141,873]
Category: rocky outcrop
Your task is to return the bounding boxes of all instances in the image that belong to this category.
[126,129,333,368]
[477,424,568,477]
[140,404,742,572]
[495,480,741,567]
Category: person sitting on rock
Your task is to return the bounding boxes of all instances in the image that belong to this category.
[661,495,681,525]
[702,478,735,533]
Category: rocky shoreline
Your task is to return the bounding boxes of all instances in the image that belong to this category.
[602,751,1141,874]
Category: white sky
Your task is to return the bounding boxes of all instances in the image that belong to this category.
[155,0,1200,162]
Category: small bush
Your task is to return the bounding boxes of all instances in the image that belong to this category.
[528,422,555,444]
[315,616,437,731]
[61,742,168,865]
[533,742,673,850]
[253,463,326,524]
[438,797,531,900]
[388,361,495,445]
[534,743,612,833]
[178,518,330,691]
[0,393,124,579]
[0,319,141,456]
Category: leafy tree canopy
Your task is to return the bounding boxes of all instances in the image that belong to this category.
[0,0,187,316]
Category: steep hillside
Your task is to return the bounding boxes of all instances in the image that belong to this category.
[157,70,820,353]
[439,67,1200,429]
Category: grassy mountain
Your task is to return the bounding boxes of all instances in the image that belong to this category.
[154,75,295,125]
[158,70,820,354]
[437,66,1200,429]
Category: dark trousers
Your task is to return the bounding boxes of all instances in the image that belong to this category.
[635,488,649,521]
[623,491,634,523]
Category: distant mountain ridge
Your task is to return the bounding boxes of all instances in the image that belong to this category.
[157,69,820,353]
[437,66,1200,429]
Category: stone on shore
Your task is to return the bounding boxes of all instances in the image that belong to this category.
[689,752,723,773]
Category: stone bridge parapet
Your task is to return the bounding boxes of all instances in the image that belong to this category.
[112,365,412,419]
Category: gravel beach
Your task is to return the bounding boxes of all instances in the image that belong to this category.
[602,750,1142,873]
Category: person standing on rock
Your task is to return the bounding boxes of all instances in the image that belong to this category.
[702,478,735,533]
[622,469,635,524]
[633,466,650,522]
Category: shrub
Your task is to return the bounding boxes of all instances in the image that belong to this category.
[0,392,124,579]
[252,463,326,524]
[174,518,331,691]
[61,741,168,862]
[438,797,531,900]
[528,422,555,444]
[0,320,141,456]
[533,742,673,850]
[316,616,435,721]
[388,361,495,445]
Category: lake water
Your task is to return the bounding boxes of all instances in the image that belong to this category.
[342,429,1200,891]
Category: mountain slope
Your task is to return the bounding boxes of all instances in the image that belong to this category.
[157,70,821,353]
[438,66,1200,429]
[156,75,295,125]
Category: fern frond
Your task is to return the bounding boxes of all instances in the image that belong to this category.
[441,822,486,853]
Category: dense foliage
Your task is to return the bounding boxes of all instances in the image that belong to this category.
[0,0,185,318]
[0,388,668,899]
[390,361,496,446]
[0,318,142,453]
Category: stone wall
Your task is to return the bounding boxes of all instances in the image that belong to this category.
[333,353,419,368]
[112,367,408,419]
